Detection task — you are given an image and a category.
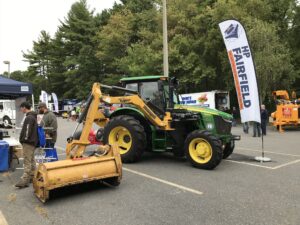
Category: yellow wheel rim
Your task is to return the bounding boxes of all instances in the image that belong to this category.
[188,138,212,164]
[108,126,132,155]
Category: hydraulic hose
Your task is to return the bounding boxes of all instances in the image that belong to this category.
[70,93,93,138]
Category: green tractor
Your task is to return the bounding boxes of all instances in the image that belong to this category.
[102,76,240,169]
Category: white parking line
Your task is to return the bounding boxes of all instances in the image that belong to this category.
[271,159,300,169]
[0,210,8,225]
[123,167,203,195]
[225,158,300,170]
[225,159,274,169]
[226,147,300,170]
[236,147,300,158]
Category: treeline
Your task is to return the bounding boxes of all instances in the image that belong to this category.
[9,0,300,104]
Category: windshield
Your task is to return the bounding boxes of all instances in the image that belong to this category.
[126,83,138,92]
[140,82,164,110]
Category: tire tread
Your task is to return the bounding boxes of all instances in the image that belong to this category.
[103,115,146,163]
[184,130,223,170]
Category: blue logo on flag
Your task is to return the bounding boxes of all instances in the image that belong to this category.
[224,24,239,39]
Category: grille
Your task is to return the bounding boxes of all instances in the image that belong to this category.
[214,115,232,134]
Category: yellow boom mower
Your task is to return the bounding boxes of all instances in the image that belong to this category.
[33,83,122,202]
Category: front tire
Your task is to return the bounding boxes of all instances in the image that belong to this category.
[184,130,223,170]
[103,115,146,163]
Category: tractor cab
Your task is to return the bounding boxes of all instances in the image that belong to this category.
[120,75,180,116]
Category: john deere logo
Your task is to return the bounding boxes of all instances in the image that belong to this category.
[224,24,239,39]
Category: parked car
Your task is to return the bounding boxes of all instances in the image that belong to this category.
[0,100,16,128]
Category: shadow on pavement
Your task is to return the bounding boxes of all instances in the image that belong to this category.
[46,180,116,204]
[229,153,278,163]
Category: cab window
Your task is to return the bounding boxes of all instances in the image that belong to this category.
[126,83,138,92]
[140,82,164,111]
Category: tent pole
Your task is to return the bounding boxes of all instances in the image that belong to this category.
[32,94,35,110]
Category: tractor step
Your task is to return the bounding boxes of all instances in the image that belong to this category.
[153,138,166,150]
[152,148,166,152]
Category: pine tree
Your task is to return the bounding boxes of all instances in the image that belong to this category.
[56,0,102,98]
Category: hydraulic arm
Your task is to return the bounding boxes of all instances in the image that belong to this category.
[100,84,173,130]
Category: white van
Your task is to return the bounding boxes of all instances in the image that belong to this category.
[0,100,16,128]
[179,90,230,111]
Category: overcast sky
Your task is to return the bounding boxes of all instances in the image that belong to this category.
[0,0,120,74]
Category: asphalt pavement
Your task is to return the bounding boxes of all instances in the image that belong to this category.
[0,118,299,225]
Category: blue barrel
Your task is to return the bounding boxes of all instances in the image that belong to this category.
[0,140,9,171]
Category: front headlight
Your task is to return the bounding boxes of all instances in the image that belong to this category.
[206,123,213,130]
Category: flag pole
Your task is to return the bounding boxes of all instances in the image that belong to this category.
[261,133,264,158]
[260,127,264,163]
[255,87,270,163]
[255,122,270,162]
[163,0,169,78]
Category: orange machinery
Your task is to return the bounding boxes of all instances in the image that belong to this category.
[271,90,300,132]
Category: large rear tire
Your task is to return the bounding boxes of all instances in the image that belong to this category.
[223,140,235,159]
[103,115,146,163]
[184,130,223,170]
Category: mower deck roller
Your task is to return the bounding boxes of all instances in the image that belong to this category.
[33,144,122,202]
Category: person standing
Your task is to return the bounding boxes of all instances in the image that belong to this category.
[261,104,268,135]
[243,122,249,134]
[232,107,238,127]
[253,121,261,137]
[15,102,38,188]
[38,102,58,148]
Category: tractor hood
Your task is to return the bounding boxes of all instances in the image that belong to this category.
[175,105,233,120]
